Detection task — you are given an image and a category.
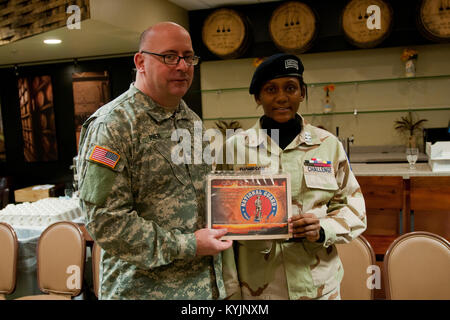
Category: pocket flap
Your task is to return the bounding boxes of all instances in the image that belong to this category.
[154,141,191,186]
[303,165,338,190]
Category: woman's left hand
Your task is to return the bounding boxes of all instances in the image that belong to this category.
[289,213,321,242]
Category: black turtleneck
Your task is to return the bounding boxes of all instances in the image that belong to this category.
[261,114,302,150]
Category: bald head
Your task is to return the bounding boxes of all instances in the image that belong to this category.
[139,22,190,51]
[134,21,195,109]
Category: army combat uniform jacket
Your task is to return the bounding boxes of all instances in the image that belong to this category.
[77,84,225,299]
[222,117,367,299]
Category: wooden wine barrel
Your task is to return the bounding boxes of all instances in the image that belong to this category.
[341,0,393,48]
[269,1,318,54]
[416,0,450,43]
[202,8,250,59]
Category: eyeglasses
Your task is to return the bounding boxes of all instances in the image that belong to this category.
[140,50,200,66]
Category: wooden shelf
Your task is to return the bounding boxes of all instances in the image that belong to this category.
[199,74,450,94]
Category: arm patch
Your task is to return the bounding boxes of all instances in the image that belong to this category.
[89,145,120,169]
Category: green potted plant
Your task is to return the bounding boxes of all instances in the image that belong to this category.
[394,112,428,148]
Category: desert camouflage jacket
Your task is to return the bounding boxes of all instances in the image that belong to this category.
[77,84,225,299]
[222,117,367,300]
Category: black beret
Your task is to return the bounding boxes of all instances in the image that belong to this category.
[249,53,304,95]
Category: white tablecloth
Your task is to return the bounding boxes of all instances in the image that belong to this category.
[2,197,86,299]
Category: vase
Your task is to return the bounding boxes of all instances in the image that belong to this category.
[323,96,334,113]
[405,59,416,78]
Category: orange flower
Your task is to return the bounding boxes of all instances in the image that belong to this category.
[401,48,418,62]
[323,84,335,92]
[253,57,265,67]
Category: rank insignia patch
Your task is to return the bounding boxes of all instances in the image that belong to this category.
[89,145,120,169]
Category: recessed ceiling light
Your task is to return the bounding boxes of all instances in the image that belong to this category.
[44,39,62,44]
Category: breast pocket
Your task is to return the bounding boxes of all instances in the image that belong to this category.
[302,165,338,215]
[303,165,338,191]
[152,140,191,186]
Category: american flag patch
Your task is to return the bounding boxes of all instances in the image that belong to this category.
[89,146,120,169]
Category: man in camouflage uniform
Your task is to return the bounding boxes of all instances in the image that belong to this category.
[77,22,232,299]
[222,54,367,300]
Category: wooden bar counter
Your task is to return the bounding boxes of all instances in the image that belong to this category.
[351,162,450,259]
[352,162,450,178]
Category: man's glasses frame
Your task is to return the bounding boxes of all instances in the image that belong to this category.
[140,50,200,66]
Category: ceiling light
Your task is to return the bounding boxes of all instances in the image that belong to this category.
[44,39,62,44]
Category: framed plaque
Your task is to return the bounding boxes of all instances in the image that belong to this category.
[207,173,292,240]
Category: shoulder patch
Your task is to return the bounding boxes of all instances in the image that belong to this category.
[89,145,120,169]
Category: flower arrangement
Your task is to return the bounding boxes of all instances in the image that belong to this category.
[253,57,265,68]
[401,48,418,62]
[323,84,335,97]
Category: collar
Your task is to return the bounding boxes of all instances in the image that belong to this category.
[129,83,193,123]
[245,115,322,152]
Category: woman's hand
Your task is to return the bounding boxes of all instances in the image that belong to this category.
[289,213,321,242]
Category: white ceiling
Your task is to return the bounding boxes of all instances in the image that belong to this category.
[168,0,279,11]
[0,20,139,67]
[0,0,280,67]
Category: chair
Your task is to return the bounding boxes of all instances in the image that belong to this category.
[336,235,376,300]
[16,221,86,300]
[384,231,450,300]
[0,222,18,299]
[91,242,102,298]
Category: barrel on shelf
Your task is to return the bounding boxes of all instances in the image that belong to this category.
[202,8,251,59]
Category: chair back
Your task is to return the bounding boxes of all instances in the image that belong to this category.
[336,235,376,300]
[36,221,85,297]
[0,222,18,298]
[91,242,102,298]
[384,231,450,300]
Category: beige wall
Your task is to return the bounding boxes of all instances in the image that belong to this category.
[200,43,450,147]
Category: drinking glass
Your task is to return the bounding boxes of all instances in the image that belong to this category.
[64,188,74,198]
[406,148,419,170]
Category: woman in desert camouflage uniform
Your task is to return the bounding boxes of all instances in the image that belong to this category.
[223,53,367,300]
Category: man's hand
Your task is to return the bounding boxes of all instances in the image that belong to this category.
[195,228,233,256]
[289,213,321,242]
